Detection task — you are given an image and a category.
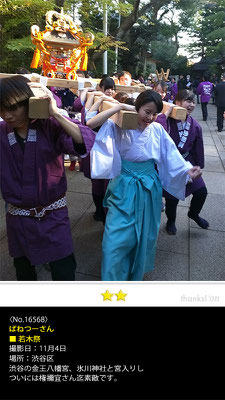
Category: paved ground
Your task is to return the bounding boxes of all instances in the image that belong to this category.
[0,102,225,281]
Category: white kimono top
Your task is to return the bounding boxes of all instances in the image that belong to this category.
[90,119,193,200]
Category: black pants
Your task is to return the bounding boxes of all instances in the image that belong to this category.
[216,106,225,131]
[165,186,208,223]
[201,102,208,120]
[14,253,76,281]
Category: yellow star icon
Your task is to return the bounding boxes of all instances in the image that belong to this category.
[101,290,114,301]
[115,290,127,301]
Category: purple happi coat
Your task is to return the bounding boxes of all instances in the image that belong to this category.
[197,81,213,103]
[156,113,206,199]
[0,117,95,265]
[73,97,109,196]
[170,82,178,100]
[73,97,86,125]
[73,97,90,176]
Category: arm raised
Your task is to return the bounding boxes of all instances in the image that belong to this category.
[47,95,85,143]
[86,103,135,129]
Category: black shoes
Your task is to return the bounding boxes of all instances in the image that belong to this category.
[166,213,209,234]
[166,221,177,235]
[188,212,209,229]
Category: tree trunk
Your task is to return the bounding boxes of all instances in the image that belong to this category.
[89,0,172,68]
[115,0,141,40]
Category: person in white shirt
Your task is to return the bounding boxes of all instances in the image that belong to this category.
[86,90,202,281]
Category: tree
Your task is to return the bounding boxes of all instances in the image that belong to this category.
[111,0,199,77]
[184,0,225,75]
[0,0,210,77]
[0,0,55,72]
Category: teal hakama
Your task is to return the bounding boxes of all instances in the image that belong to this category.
[90,119,193,281]
[102,159,162,281]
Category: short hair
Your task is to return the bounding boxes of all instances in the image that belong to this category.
[124,97,135,105]
[118,71,132,80]
[135,90,163,113]
[114,92,129,103]
[203,74,210,81]
[100,77,116,92]
[15,67,31,74]
[175,89,195,103]
[0,75,33,112]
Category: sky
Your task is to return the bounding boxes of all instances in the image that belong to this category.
[178,31,202,63]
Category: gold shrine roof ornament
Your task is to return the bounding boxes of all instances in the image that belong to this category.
[30,8,94,80]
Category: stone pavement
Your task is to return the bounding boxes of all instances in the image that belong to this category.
[0,102,225,281]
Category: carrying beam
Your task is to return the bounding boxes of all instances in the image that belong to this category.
[0,73,93,89]
[86,93,187,129]
[0,73,186,123]
[28,89,186,123]
[99,100,138,129]
[28,87,50,119]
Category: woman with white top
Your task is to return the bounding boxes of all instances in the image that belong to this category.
[86,90,202,281]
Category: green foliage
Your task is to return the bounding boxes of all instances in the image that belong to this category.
[170,55,189,75]
[0,0,223,77]
[91,32,128,52]
[151,39,178,67]
[0,0,55,72]
[0,0,55,31]
[186,0,225,62]
[6,36,35,52]
[150,39,189,75]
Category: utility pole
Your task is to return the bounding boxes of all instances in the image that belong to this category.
[115,13,121,72]
[103,1,108,74]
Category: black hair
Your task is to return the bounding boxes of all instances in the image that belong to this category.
[99,74,109,88]
[203,74,210,81]
[174,89,194,103]
[76,70,85,77]
[99,76,107,89]
[100,77,116,92]
[124,97,135,105]
[0,75,33,112]
[15,67,31,74]
[118,71,132,80]
[135,90,163,113]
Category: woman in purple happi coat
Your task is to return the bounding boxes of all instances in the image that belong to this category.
[156,89,209,235]
[170,77,178,102]
[197,75,213,121]
[0,75,96,280]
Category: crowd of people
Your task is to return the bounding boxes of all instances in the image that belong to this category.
[0,68,224,281]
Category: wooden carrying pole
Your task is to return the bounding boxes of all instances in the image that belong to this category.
[0,73,93,89]
[114,84,146,94]
[86,93,187,129]
[0,73,145,92]
[100,100,138,129]
[0,73,186,123]
[29,89,186,123]
[29,87,50,119]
